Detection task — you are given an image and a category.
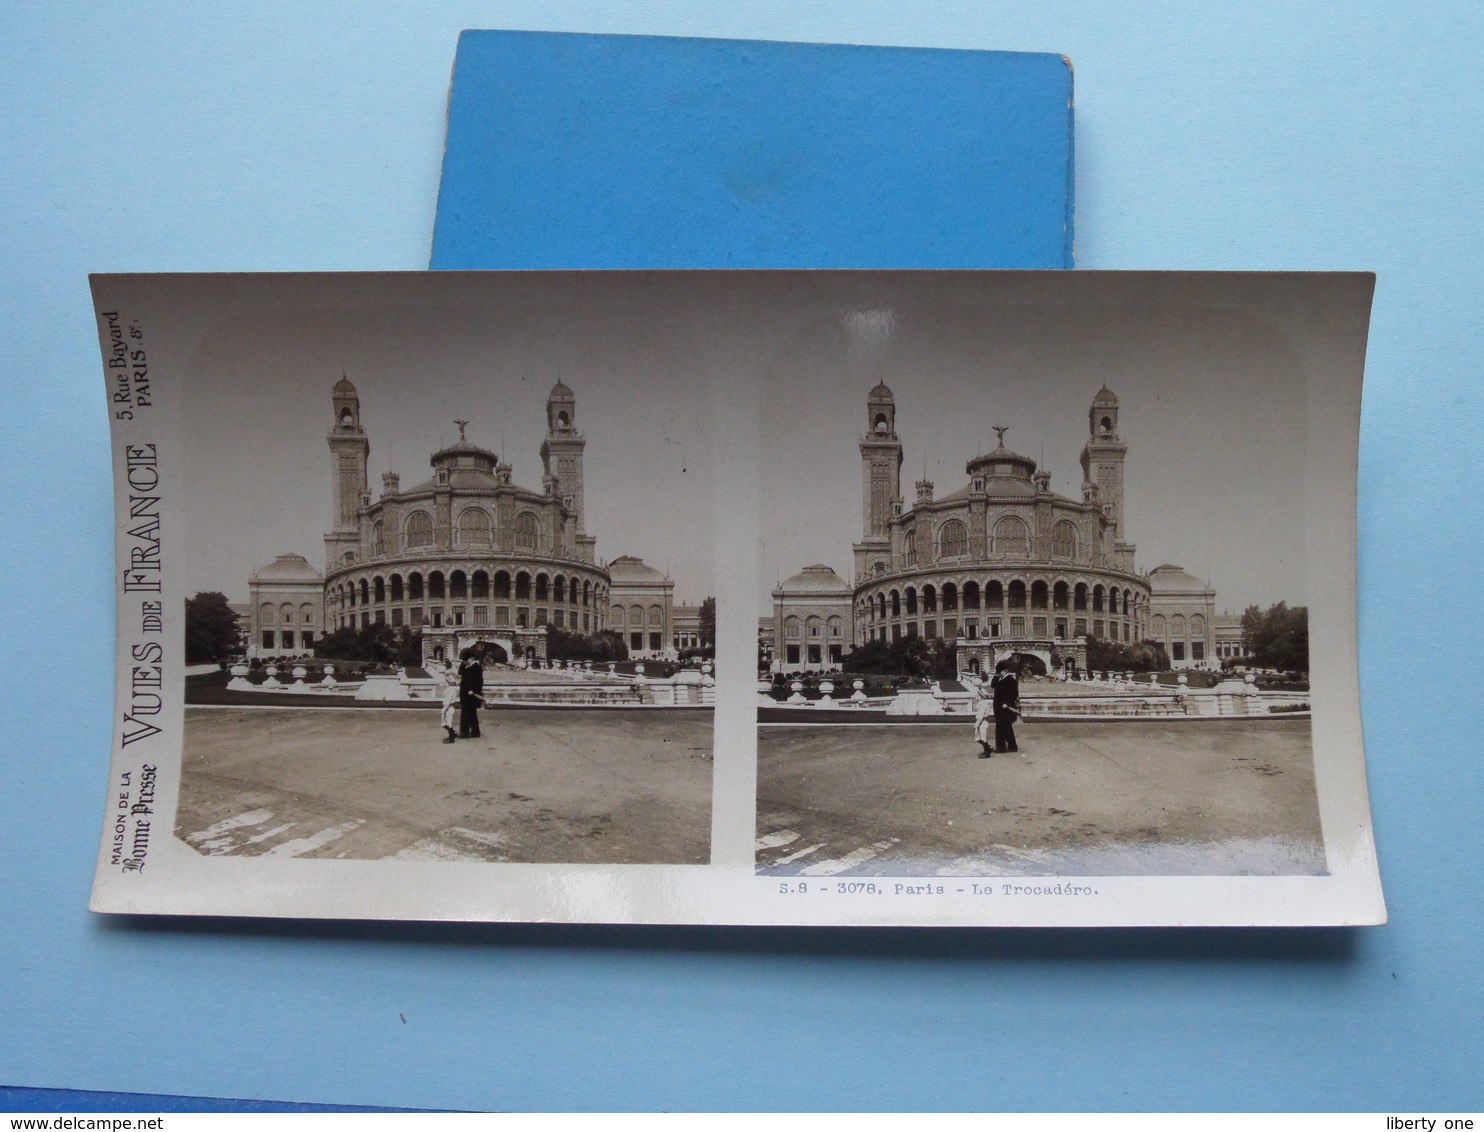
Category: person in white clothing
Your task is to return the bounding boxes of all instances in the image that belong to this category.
[439,664,460,744]
[972,674,995,758]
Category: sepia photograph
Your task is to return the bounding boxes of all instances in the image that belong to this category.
[756,272,1368,879]
[92,270,1379,925]
[123,273,718,867]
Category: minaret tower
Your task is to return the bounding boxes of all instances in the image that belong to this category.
[1080,385,1135,570]
[325,376,370,569]
[539,380,595,564]
[853,381,904,580]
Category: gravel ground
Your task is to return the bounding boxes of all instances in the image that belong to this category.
[756,717,1324,876]
[177,706,713,864]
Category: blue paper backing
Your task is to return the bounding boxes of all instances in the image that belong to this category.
[2,3,1480,1113]
[432,31,1073,269]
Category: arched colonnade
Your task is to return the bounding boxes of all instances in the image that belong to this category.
[855,573,1150,647]
[328,563,609,636]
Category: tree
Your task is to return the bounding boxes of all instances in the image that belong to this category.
[184,592,240,663]
[698,597,716,648]
[842,635,953,680]
[1086,636,1169,674]
[313,622,421,666]
[546,627,629,663]
[394,627,423,667]
[1240,602,1308,672]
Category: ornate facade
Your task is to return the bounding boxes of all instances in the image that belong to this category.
[249,378,707,664]
[320,378,611,664]
[848,382,1153,674]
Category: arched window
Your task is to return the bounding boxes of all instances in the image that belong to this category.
[554,576,566,603]
[629,605,645,630]
[404,511,433,548]
[942,583,958,611]
[1171,614,1187,640]
[784,616,801,639]
[905,587,918,615]
[390,574,404,602]
[877,593,887,619]
[450,570,467,600]
[994,516,1029,556]
[986,580,1004,609]
[373,576,386,604]
[341,550,356,566]
[582,581,591,606]
[827,616,843,638]
[963,581,981,609]
[1152,614,1167,640]
[428,571,445,600]
[300,602,315,626]
[494,571,511,600]
[371,520,384,556]
[471,570,488,599]
[1190,613,1207,640]
[1074,583,1088,611]
[458,507,492,546]
[805,616,822,639]
[536,575,550,602]
[408,572,423,601]
[259,601,276,625]
[515,572,531,600]
[890,590,901,617]
[1093,585,1105,613]
[1008,580,1027,610]
[1053,581,1070,610]
[514,512,539,550]
[922,585,937,613]
[281,602,295,624]
[938,520,968,559]
[610,604,623,626]
[358,580,369,605]
[1031,580,1049,610]
[648,605,664,627]
[872,560,886,577]
[1052,520,1078,559]
[903,530,916,566]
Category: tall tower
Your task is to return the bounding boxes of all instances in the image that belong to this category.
[539,380,594,562]
[853,381,903,580]
[325,376,370,569]
[1080,385,1134,569]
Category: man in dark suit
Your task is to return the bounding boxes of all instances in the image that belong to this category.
[991,658,1021,754]
[458,649,484,739]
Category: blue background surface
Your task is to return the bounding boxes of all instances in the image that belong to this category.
[2,2,1481,1112]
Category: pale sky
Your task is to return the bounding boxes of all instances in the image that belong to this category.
[173,273,717,606]
[755,272,1371,616]
[134,271,1366,623]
